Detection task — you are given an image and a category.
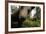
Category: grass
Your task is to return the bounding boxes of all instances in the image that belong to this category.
[22,16,41,27]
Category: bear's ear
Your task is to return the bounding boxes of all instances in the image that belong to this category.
[28,7,35,14]
[31,6,35,10]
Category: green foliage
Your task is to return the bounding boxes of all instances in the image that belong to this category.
[22,16,41,27]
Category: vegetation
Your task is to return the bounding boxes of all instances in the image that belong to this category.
[22,16,41,27]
